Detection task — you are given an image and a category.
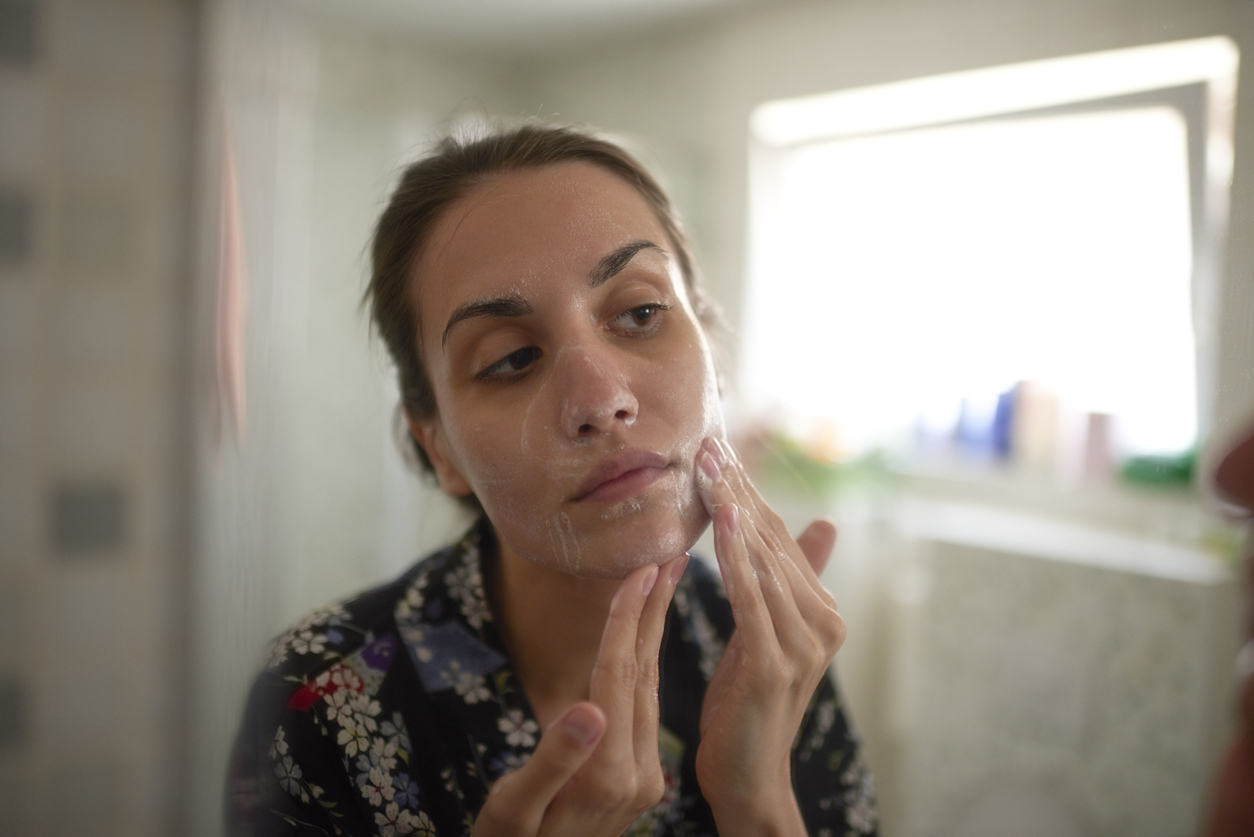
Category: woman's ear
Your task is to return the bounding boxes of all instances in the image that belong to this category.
[406,413,474,498]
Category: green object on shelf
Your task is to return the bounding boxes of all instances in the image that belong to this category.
[757,435,892,499]
[1119,450,1195,487]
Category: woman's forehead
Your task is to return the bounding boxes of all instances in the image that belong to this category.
[409,162,674,326]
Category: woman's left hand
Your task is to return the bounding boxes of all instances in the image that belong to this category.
[693,437,846,837]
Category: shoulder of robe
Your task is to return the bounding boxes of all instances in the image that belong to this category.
[261,540,465,681]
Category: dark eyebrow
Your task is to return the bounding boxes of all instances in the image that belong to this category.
[441,296,533,349]
[589,240,664,287]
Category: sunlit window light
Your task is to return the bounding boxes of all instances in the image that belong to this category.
[743,38,1237,475]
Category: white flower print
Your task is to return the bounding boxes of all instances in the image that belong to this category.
[319,665,369,726]
[338,711,377,757]
[399,625,434,663]
[267,602,351,670]
[445,563,490,628]
[324,686,354,726]
[274,755,305,801]
[358,764,396,807]
[801,692,837,761]
[498,709,538,748]
[841,755,878,833]
[376,801,437,836]
[269,726,288,760]
[443,661,491,704]
[369,733,399,773]
[290,628,327,656]
[395,582,426,622]
[400,808,436,835]
[380,712,411,755]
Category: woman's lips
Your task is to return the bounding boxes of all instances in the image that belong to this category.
[573,450,670,503]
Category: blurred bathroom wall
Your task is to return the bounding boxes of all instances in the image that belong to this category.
[0,0,198,833]
[3,0,1253,835]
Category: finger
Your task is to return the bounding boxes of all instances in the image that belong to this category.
[632,553,685,759]
[589,563,659,758]
[710,438,838,607]
[478,702,605,836]
[711,501,776,660]
[702,439,841,654]
[700,438,830,605]
[795,518,837,577]
[699,443,798,624]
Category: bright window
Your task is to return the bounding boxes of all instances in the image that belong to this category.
[743,39,1237,463]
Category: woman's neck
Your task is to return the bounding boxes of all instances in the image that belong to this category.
[487,528,621,730]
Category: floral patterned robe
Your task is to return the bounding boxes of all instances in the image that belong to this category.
[227,518,878,836]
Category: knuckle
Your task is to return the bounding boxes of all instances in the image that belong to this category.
[817,610,847,652]
[592,654,639,694]
[641,765,665,805]
[614,656,640,692]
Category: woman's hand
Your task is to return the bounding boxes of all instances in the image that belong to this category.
[693,437,845,837]
[471,553,687,837]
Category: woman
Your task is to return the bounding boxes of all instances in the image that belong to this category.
[228,124,877,836]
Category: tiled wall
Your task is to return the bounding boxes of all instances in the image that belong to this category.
[0,0,196,833]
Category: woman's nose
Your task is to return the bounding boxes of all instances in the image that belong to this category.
[556,344,639,441]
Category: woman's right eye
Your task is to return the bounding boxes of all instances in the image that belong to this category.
[477,346,542,380]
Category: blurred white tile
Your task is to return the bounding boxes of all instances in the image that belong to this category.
[0,77,40,178]
[0,367,35,452]
[0,473,38,566]
[52,480,127,557]
[56,190,136,279]
[36,759,120,837]
[50,381,134,470]
[0,579,22,665]
[52,284,132,368]
[0,756,26,836]
[60,0,182,81]
[0,282,37,361]
[0,0,38,67]
[41,569,126,749]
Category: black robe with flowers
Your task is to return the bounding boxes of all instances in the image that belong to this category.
[227,518,877,836]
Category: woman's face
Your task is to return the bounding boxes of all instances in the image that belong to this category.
[409,162,724,578]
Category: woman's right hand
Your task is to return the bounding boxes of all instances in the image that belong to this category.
[470,553,687,837]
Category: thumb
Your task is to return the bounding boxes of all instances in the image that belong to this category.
[476,703,605,835]
[796,518,837,576]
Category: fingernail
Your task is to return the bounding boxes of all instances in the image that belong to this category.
[561,707,601,747]
[699,450,722,483]
[726,503,740,535]
[671,554,690,585]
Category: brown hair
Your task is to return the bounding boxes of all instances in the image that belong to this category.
[366,122,717,504]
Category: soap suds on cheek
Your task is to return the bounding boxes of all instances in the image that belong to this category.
[543,511,584,572]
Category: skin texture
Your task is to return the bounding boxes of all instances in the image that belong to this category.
[406,162,846,836]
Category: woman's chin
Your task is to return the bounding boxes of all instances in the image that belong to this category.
[581,496,712,577]
[512,499,708,580]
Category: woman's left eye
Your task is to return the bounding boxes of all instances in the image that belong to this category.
[612,304,669,333]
